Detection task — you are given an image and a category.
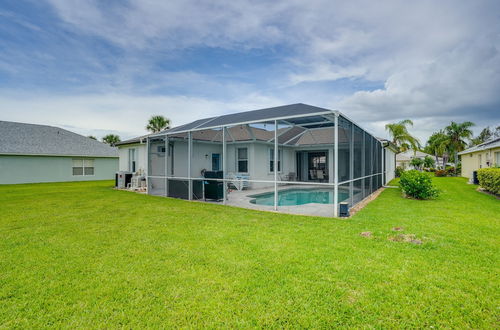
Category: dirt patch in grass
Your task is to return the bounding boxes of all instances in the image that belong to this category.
[388,233,423,245]
[360,231,372,238]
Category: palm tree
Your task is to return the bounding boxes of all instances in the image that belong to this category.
[470,127,492,146]
[102,134,121,147]
[385,119,421,153]
[146,115,171,133]
[425,130,449,169]
[445,121,474,171]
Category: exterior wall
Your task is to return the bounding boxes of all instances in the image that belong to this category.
[384,149,396,184]
[118,143,147,174]
[396,160,409,169]
[166,140,298,188]
[167,140,223,178]
[0,155,118,184]
[163,139,382,186]
[461,146,500,179]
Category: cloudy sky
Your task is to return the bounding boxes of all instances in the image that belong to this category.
[1,0,499,142]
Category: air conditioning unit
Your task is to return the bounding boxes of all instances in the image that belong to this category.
[116,171,133,189]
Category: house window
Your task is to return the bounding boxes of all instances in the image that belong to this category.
[212,153,221,171]
[128,148,136,172]
[73,159,94,176]
[168,143,174,175]
[495,152,500,166]
[269,148,282,172]
[157,146,166,153]
[237,148,248,173]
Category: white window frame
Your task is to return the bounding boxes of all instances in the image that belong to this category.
[236,147,248,173]
[268,148,282,173]
[128,148,137,172]
[72,159,95,176]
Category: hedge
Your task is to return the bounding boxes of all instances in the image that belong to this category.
[477,168,500,195]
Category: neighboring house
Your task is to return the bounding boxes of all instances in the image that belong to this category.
[0,121,118,184]
[458,137,500,179]
[115,134,150,175]
[141,103,397,217]
[396,150,444,169]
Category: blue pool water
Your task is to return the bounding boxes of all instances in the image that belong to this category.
[249,188,349,206]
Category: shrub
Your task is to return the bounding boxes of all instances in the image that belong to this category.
[395,166,404,178]
[423,155,435,168]
[435,169,447,177]
[410,158,424,170]
[445,166,456,176]
[477,168,500,195]
[400,170,440,199]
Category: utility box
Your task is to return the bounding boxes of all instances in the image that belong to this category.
[116,171,133,189]
[472,171,479,185]
[339,202,350,217]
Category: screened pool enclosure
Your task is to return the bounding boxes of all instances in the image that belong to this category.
[147,104,394,217]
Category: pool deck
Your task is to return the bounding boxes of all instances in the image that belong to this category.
[225,185,337,217]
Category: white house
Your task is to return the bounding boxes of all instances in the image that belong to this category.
[396,150,444,169]
[134,103,397,217]
[115,134,150,175]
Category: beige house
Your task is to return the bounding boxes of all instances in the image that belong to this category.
[459,137,500,179]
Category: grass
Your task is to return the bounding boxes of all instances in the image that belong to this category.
[0,177,498,328]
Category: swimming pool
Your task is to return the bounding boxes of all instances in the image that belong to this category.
[249,188,349,206]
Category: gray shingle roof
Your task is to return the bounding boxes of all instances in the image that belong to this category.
[115,133,152,146]
[0,121,118,157]
[458,137,500,155]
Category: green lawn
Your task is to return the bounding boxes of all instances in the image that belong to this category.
[0,178,498,328]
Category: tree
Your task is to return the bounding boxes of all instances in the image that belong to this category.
[385,119,421,153]
[146,115,171,133]
[423,155,435,169]
[102,134,121,147]
[410,157,424,170]
[87,135,97,140]
[425,130,449,169]
[445,121,474,172]
[470,127,492,146]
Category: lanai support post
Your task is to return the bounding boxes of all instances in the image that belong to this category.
[164,135,168,197]
[334,113,339,217]
[349,121,354,206]
[188,131,192,200]
[222,127,227,205]
[274,120,278,211]
[146,137,150,194]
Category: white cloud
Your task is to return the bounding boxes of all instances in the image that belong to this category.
[4,0,498,143]
[0,92,284,139]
